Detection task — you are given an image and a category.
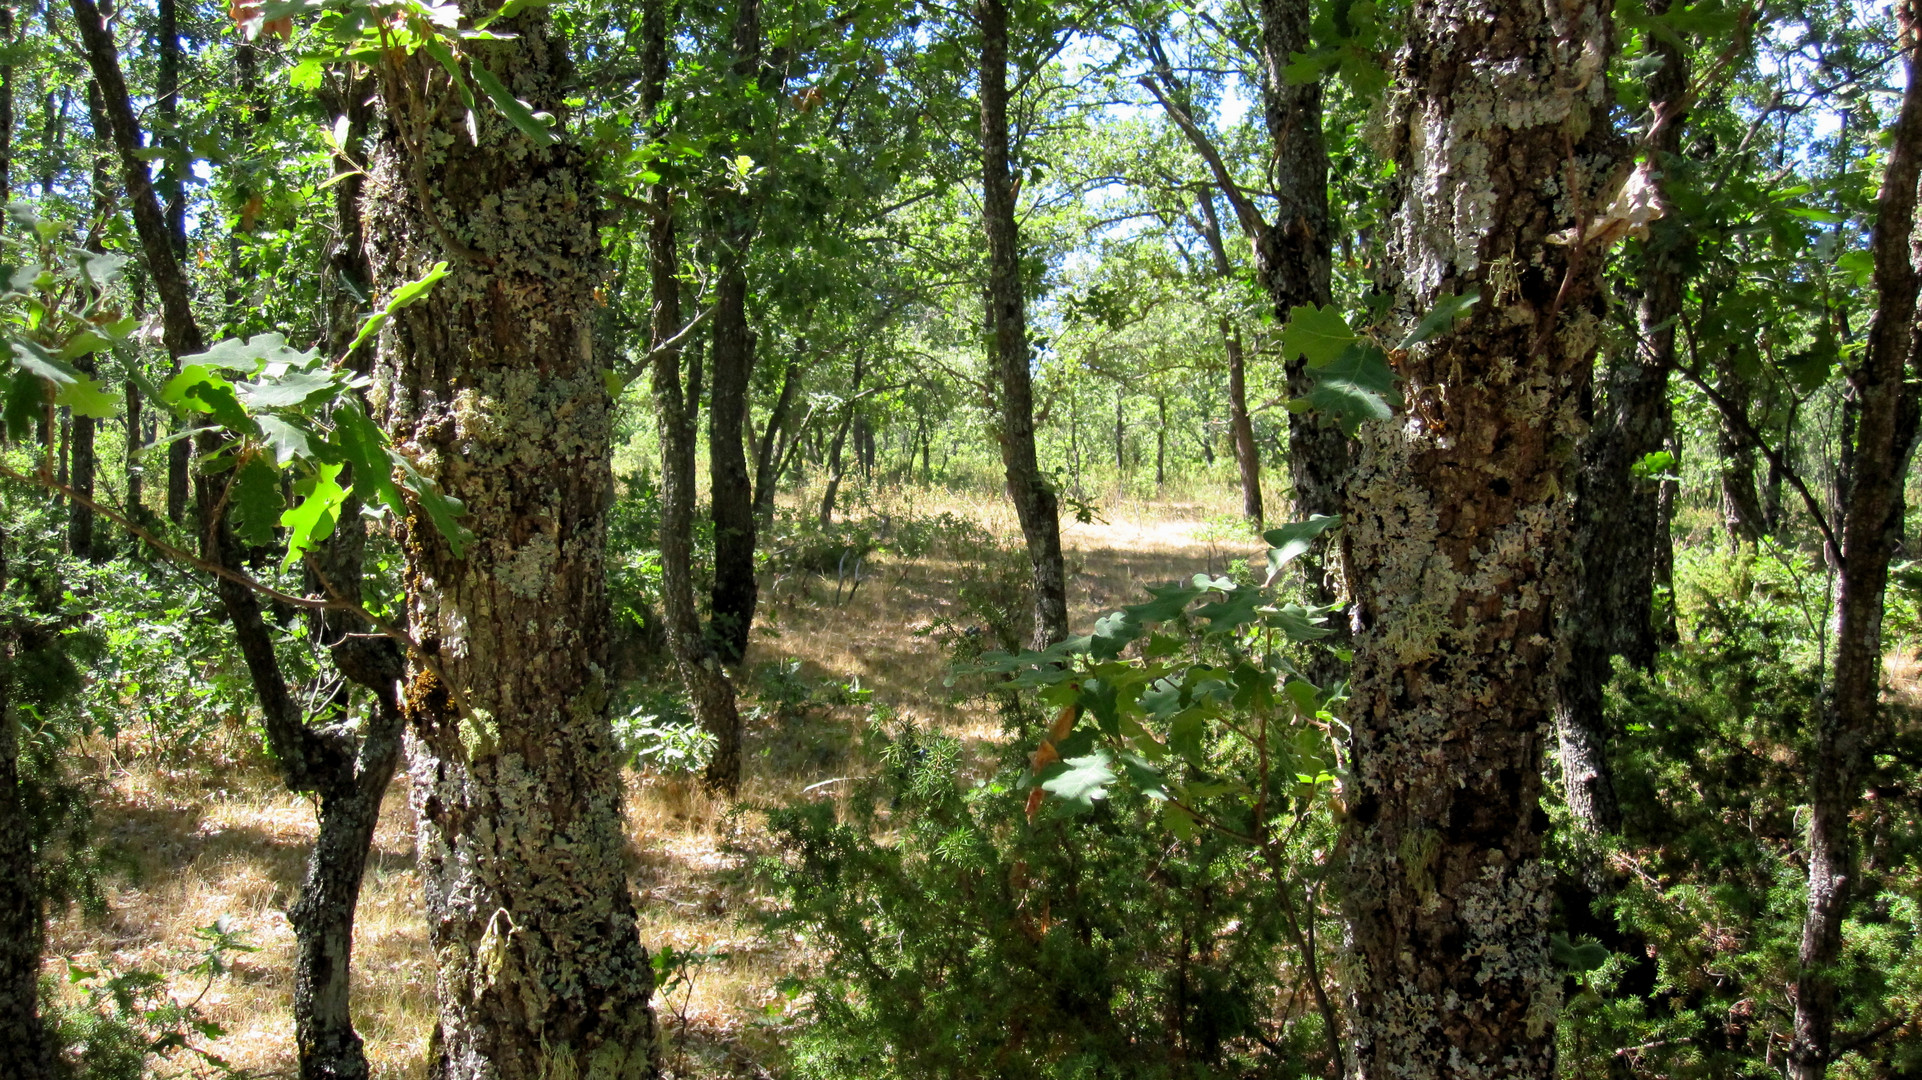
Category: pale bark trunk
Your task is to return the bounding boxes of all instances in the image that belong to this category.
[1556,6,1685,836]
[643,0,744,797]
[360,4,661,1074]
[1789,12,1922,1076]
[1338,0,1616,1074]
[980,0,1068,649]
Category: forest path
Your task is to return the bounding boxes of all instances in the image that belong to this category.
[42,490,1250,1080]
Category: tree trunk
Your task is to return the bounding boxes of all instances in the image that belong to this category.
[819,354,863,528]
[1193,193,1266,525]
[155,0,189,524]
[643,0,744,797]
[0,5,13,203]
[1155,393,1166,487]
[0,527,55,1080]
[706,0,781,666]
[1715,348,1767,546]
[359,6,660,1075]
[1338,0,1616,1074]
[74,6,414,1075]
[1789,13,1922,1076]
[980,0,1068,649]
[752,355,802,529]
[1556,7,1686,837]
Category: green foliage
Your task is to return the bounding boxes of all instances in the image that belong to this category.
[1553,545,1922,1079]
[610,688,716,775]
[44,918,257,1080]
[754,723,1306,1080]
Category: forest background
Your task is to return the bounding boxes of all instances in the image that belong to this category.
[3,0,1922,1077]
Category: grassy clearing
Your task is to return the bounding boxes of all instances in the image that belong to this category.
[42,481,1250,1079]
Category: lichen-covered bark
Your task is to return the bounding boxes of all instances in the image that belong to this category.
[980,0,1068,649]
[1789,13,1922,1076]
[1337,0,1617,1074]
[1556,7,1685,836]
[364,8,659,1076]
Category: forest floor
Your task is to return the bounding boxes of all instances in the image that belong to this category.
[41,481,1252,1079]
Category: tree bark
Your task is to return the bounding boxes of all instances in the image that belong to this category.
[73,7,413,1076]
[1714,349,1766,545]
[362,5,661,1074]
[1337,0,1616,1074]
[643,0,744,796]
[979,0,1068,649]
[155,0,189,523]
[0,527,55,1080]
[1789,11,1922,1076]
[1555,4,1686,837]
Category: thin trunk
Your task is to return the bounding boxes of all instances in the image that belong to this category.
[156,0,189,523]
[980,0,1068,649]
[1193,194,1264,523]
[1155,393,1166,487]
[1338,0,1616,1074]
[1790,11,1922,1076]
[73,7,411,1077]
[752,354,802,529]
[818,354,863,527]
[707,0,779,666]
[1556,5,1686,837]
[644,0,743,799]
[1112,386,1125,473]
[1716,349,1766,546]
[0,5,13,204]
[0,526,56,1080]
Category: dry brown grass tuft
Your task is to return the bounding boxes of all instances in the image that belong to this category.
[44,480,1241,1078]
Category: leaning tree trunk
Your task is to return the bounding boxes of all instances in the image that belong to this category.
[1337,0,1617,1074]
[980,0,1068,649]
[1192,195,1263,524]
[155,0,189,523]
[818,353,864,527]
[1556,5,1687,837]
[1790,10,1922,1076]
[362,7,659,1076]
[0,528,55,1080]
[642,0,745,797]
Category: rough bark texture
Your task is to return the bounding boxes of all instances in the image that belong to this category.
[1714,351,1766,545]
[363,7,661,1075]
[1337,0,1617,1075]
[1555,9,1685,837]
[643,0,745,797]
[0,529,55,1080]
[980,0,1068,649]
[1789,14,1922,1076]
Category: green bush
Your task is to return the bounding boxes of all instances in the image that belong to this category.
[752,723,1303,1080]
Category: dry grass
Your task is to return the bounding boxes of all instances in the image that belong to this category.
[43,481,1243,1079]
